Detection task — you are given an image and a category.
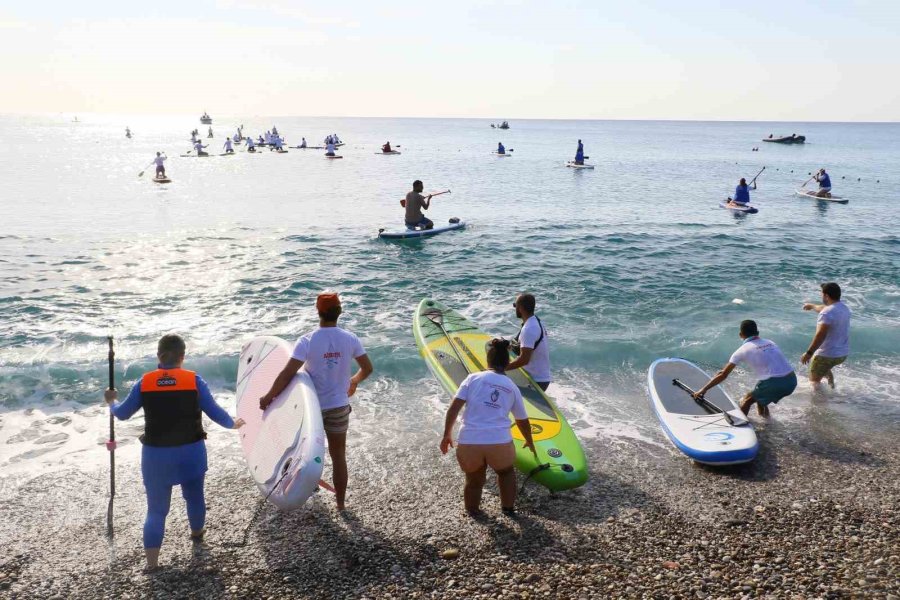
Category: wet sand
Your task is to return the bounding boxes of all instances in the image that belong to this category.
[1,419,897,599]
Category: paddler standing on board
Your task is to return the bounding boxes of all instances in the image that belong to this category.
[440,338,537,517]
[813,168,832,198]
[104,334,244,571]
[260,293,373,511]
[153,152,167,178]
[507,293,552,391]
[404,180,434,230]
[727,177,755,208]
[691,320,797,417]
[574,139,585,165]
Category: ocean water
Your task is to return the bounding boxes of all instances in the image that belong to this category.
[1,114,898,484]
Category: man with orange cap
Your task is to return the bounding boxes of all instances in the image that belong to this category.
[260,292,373,511]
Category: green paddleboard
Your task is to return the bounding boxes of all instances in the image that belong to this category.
[413,298,588,491]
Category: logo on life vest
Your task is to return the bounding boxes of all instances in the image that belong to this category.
[156,376,177,387]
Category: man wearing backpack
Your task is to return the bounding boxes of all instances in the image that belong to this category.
[507,293,551,391]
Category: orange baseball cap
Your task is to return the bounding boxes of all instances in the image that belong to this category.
[316,292,341,312]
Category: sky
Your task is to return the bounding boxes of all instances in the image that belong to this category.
[1,0,898,121]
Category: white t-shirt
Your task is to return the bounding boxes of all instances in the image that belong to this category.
[519,316,551,383]
[291,327,366,410]
[729,337,794,381]
[154,156,166,166]
[816,301,851,358]
[454,371,527,444]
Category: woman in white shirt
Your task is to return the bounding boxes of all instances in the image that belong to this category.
[440,339,537,516]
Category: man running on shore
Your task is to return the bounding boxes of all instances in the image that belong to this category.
[404,180,434,230]
[259,293,373,511]
[801,282,851,390]
[814,168,832,198]
[154,152,167,178]
[692,320,797,417]
[507,294,551,391]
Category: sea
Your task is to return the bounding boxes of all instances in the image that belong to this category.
[1,114,898,488]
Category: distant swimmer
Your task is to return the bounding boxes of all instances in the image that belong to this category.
[813,168,832,198]
[692,320,797,417]
[574,139,585,165]
[193,141,208,156]
[497,142,506,155]
[404,180,434,230]
[507,293,551,391]
[382,141,392,153]
[104,334,244,571]
[325,140,336,156]
[726,177,755,208]
[300,137,307,148]
[153,152,167,177]
[801,282,851,390]
[245,137,256,152]
[440,338,537,517]
[223,138,234,154]
[126,127,132,139]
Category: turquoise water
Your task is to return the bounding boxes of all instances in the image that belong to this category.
[1,115,898,478]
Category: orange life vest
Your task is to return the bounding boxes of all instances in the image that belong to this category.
[139,368,206,447]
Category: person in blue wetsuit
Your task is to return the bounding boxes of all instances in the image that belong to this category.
[814,168,832,198]
[574,139,584,165]
[727,177,755,207]
[497,142,505,155]
[104,334,244,571]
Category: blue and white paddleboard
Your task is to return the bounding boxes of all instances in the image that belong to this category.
[378,219,466,240]
[647,358,758,465]
[719,201,758,214]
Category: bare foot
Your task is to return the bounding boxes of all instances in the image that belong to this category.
[826,372,835,389]
[757,404,770,418]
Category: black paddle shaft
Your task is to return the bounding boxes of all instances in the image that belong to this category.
[107,336,116,538]
[671,378,736,426]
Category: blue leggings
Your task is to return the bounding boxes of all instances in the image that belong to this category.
[143,476,206,549]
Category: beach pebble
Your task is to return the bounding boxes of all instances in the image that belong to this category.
[441,549,459,560]
[662,561,679,570]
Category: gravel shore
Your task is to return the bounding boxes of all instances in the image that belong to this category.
[1,417,897,599]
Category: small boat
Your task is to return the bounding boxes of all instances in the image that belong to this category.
[762,134,805,144]
[200,112,212,125]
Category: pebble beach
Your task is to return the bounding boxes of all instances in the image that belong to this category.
[2,415,897,599]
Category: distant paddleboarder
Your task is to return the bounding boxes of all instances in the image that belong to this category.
[207,126,213,138]
[125,127,132,139]
[223,138,234,154]
[691,320,797,417]
[193,141,208,156]
[104,334,244,571]
[497,142,506,155]
[153,152,167,178]
[300,137,308,149]
[325,140,336,157]
[813,168,832,198]
[440,338,537,517]
[260,292,373,511]
[382,141,392,153]
[574,139,585,165]
[245,137,256,153]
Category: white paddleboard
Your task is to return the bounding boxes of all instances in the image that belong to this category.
[326,155,343,159]
[719,201,758,214]
[378,219,466,240]
[566,161,594,169]
[647,358,758,465]
[152,177,171,184]
[795,190,848,203]
[493,152,512,157]
[376,151,401,155]
[236,336,325,510]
